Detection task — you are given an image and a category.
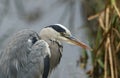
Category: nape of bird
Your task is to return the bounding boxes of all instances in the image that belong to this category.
[0,24,91,78]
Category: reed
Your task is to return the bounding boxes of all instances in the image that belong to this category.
[87,0,120,78]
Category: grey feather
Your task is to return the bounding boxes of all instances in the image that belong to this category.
[45,40,63,73]
[0,29,50,78]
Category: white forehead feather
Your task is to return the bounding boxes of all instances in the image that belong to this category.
[55,24,71,35]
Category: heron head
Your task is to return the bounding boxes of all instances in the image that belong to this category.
[39,24,91,50]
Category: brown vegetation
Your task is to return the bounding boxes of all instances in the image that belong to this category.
[87,0,120,78]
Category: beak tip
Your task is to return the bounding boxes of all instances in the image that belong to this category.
[85,47,93,51]
[81,45,92,51]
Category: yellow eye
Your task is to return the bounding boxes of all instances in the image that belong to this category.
[60,32,66,36]
[61,32,70,37]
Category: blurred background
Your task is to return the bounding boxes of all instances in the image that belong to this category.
[0,0,120,78]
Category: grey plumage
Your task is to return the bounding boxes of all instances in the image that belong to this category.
[0,29,50,78]
[46,40,63,73]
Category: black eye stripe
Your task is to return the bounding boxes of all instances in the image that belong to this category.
[45,25,66,32]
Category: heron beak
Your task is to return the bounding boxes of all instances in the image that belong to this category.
[65,36,92,50]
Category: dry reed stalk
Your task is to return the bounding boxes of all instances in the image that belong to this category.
[98,13,105,30]
[107,37,115,78]
[112,1,120,18]
[104,46,108,78]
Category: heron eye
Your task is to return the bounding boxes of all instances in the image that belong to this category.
[61,32,66,36]
[61,32,70,37]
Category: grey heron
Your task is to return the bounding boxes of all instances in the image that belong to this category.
[39,24,91,73]
[0,24,90,78]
